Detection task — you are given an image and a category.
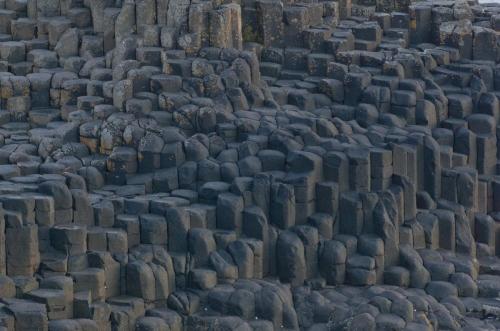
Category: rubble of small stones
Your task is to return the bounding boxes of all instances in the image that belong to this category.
[1,0,500,330]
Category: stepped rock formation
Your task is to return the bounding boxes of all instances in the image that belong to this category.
[1,0,500,330]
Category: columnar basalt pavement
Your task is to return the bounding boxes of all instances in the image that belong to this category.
[1,0,500,330]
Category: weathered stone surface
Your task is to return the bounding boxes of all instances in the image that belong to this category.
[0,0,498,329]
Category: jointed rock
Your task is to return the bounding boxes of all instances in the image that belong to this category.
[1,0,500,330]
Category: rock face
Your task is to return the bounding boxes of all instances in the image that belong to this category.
[1,0,500,330]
